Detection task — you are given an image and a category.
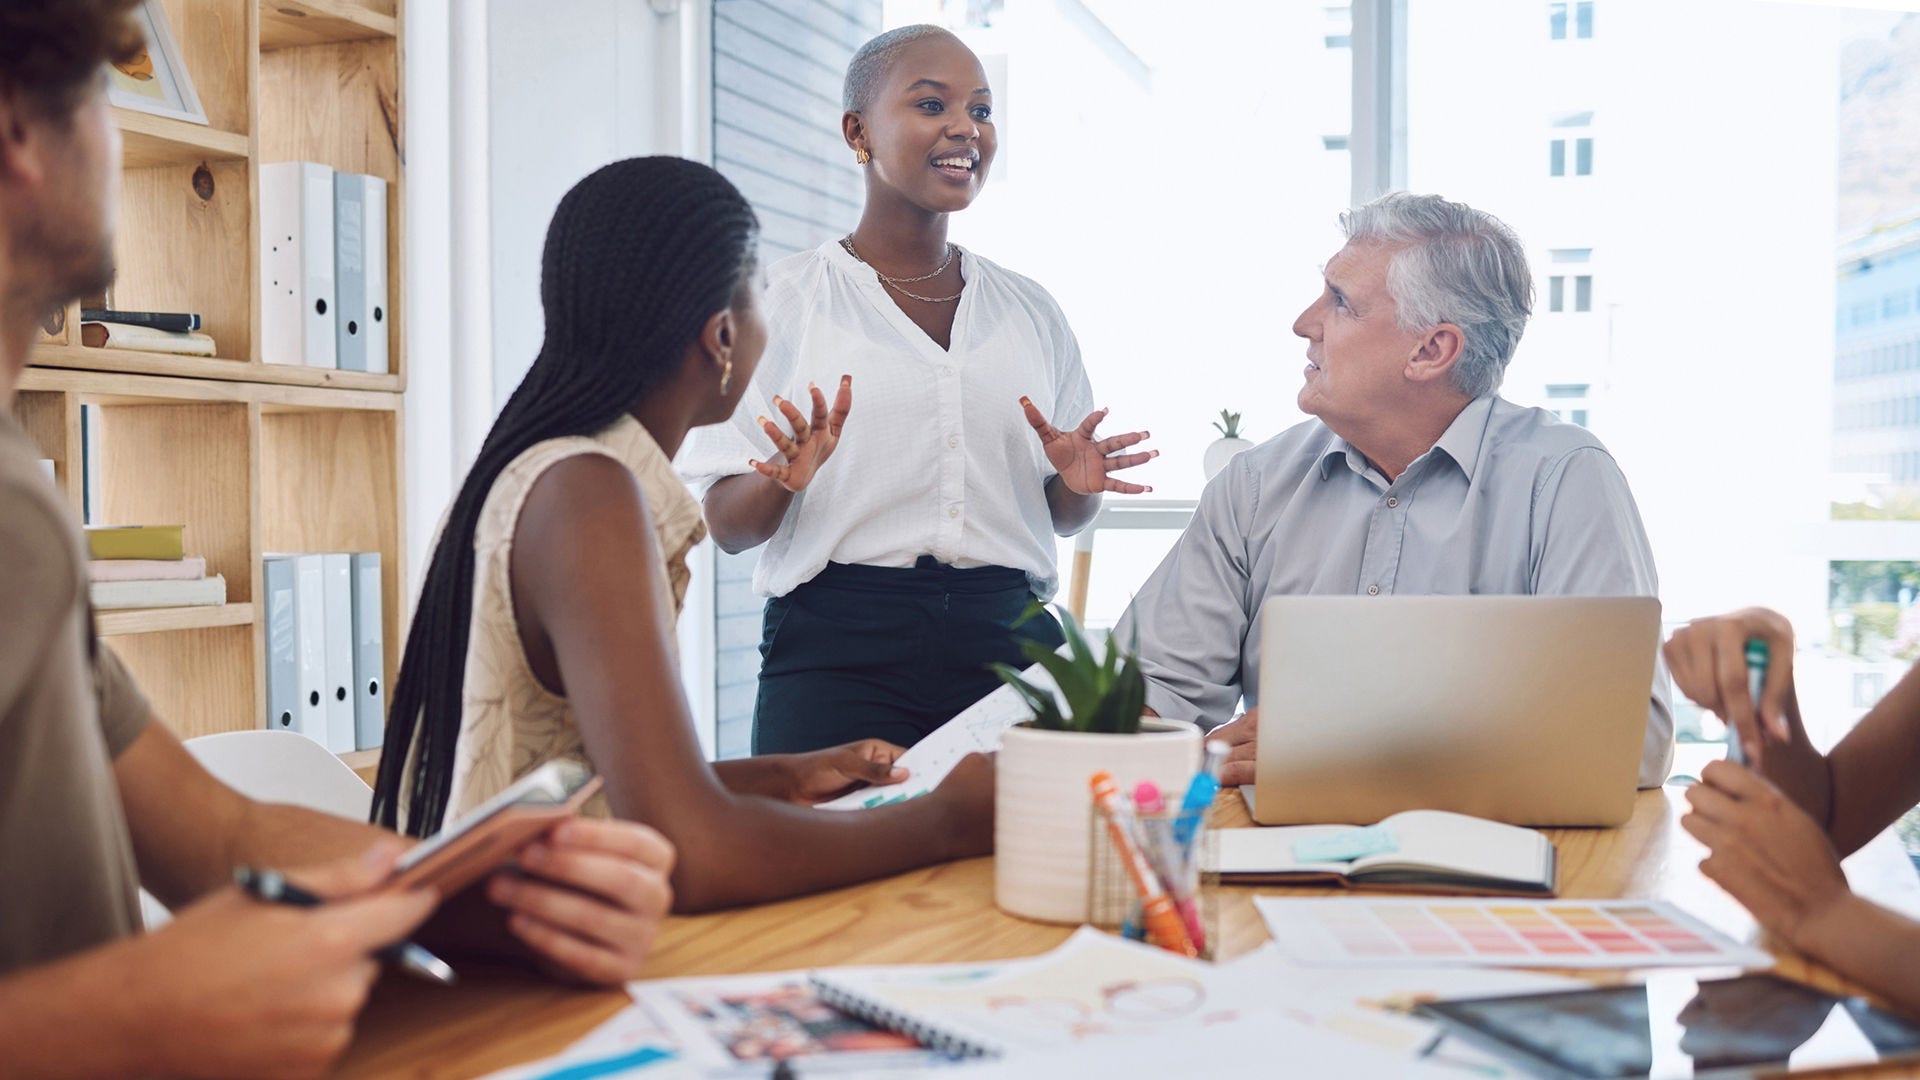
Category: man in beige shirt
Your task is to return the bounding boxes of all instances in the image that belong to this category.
[0,4,676,1077]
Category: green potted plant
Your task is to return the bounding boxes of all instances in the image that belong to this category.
[989,608,1200,924]
[1204,409,1253,479]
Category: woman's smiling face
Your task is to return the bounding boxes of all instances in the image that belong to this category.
[849,33,996,214]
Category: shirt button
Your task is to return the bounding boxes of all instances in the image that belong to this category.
[948,434,960,449]
[948,505,960,519]
[1386,496,1399,508]
[941,366,956,377]
[1367,585,1380,596]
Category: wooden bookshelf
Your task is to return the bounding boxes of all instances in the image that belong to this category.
[13,0,406,765]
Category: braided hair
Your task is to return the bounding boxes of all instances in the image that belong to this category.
[372,157,759,837]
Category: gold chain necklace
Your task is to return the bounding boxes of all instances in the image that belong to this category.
[841,236,964,304]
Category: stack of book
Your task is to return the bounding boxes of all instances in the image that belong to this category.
[80,309,216,357]
[86,525,226,609]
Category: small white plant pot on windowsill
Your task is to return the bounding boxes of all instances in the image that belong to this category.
[994,717,1202,924]
[1204,436,1254,479]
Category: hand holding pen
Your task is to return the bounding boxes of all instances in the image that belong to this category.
[1663,608,1797,768]
[236,866,455,984]
[112,842,437,1080]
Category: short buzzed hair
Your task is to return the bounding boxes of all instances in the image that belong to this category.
[0,0,143,122]
[843,24,958,112]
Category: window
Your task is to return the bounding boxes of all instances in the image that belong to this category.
[1548,136,1594,177]
[1546,384,1593,428]
[1550,247,1593,264]
[1325,5,1351,49]
[1549,2,1594,40]
[1323,134,1350,150]
[1548,274,1593,312]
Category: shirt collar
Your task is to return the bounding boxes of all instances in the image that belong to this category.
[1315,397,1498,484]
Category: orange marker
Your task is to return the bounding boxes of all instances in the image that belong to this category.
[1090,770,1197,958]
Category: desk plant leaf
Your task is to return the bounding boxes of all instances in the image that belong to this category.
[990,603,1144,735]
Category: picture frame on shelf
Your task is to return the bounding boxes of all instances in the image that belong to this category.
[105,0,207,126]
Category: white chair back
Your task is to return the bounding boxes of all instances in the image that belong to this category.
[139,731,373,928]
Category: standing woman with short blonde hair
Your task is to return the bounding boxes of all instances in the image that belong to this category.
[682,25,1155,754]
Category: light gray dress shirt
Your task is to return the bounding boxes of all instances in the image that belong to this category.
[1115,396,1673,788]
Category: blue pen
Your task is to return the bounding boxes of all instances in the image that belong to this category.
[1172,740,1228,847]
[1734,639,1767,767]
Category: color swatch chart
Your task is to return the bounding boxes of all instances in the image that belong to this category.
[1255,898,1772,969]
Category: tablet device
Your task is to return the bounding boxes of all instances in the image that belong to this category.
[389,760,603,895]
[1418,972,1920,1079]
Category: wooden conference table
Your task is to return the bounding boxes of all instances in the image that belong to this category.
[336,788,1920,1079]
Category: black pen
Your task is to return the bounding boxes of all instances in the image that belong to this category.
[233,866,457,985]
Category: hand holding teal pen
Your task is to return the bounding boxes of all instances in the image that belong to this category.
[1732,639,1767,766]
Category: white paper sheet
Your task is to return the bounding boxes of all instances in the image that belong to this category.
[815,652,1065,811]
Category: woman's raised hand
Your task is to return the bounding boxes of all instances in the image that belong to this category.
[1020,398,1156,495]
[750,375,853,493]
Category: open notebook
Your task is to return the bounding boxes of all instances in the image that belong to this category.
[1208,809,1556,896]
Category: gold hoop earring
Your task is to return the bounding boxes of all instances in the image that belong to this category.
[719,358,733,395]
[855,148,871,166]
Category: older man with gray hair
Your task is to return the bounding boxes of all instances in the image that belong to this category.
[1119,192,1671,788]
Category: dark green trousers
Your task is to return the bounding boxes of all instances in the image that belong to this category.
[751,556,1066,754]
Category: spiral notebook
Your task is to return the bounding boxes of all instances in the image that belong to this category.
[808,927,1229,1059]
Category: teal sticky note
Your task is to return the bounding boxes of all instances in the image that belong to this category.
[1293,824,1398,863]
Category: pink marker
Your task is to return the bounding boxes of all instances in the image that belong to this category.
[1133,780,1205,953]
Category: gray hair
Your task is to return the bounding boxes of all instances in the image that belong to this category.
[1339,192,1533,399]
[843,24,958,112]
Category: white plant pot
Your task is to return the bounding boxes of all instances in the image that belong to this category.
[1203,436,1253,479]
[994,717,1202,924]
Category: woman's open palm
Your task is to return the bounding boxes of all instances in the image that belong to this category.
[1021,398,1155,495]
[750,375,853,492]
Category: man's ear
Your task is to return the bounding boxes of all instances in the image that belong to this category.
[0,84,45,187]
[1406,323,1467,386]
[842,111,866,156]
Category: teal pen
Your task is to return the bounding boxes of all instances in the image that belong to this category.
[1172,740,1228,847]
[1735,639,1767,767]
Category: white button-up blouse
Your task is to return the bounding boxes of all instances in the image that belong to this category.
[677,240,1096,601]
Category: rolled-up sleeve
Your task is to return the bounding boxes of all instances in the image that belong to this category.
[93,644,152,758]
[1531,447,1673,787]
[1113,458,1256,724]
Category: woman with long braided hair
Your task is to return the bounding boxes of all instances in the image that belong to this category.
[681,26,1157,755]
[373,157,993,913]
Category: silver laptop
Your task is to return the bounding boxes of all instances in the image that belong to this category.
[1250,595,1660,828]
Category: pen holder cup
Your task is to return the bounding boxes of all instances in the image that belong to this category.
[1087,804,1220,961]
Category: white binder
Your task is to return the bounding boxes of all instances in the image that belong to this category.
[263,557,303,738]
[260,161,337,368]
[321,553,356,754]
[350,553,385,750]
[285,553,328,746]
[333,173,389,374]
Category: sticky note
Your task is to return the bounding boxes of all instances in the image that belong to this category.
[1294,824,1398,863]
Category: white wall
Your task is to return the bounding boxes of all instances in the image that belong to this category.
[487,0,712,401]
[403,0,454,594]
